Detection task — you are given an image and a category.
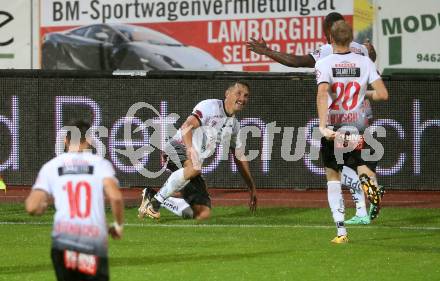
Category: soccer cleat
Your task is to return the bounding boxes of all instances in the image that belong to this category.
[345,215,371,225]
[369,204,379,220]
[137,188,155,219]
[369,185,385,220]
[145,202,161,219]
[331,235,348,244]
[377,185,385,199]
[359,174,382,205]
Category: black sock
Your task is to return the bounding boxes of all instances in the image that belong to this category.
[151,198,161,212]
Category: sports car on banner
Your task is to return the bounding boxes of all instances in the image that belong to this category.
[42,23,224,71]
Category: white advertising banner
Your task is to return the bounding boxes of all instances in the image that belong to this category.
[374,0,440,74]
[40,0,353,72]
[0,1,33,69]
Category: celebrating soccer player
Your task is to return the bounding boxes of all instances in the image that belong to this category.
[138,82,257,220]
[315,21,388,243]
[25,120,124,280]
[247,12,379,225]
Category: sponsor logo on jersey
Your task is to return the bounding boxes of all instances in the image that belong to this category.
[58,165,94,176]
[335,61,356,67]
[332,67,360,77]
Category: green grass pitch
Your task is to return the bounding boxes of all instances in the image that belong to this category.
[0,204,439,281]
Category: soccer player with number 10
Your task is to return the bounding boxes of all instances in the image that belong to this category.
[25,120,124,281]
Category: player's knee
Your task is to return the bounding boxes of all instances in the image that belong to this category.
[194,208,210,220]
[184,166,201,180]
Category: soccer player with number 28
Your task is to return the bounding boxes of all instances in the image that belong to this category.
[25,120,124,281]
[315,21,389,243]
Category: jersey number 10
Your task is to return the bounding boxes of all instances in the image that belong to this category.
[66,181,92,218]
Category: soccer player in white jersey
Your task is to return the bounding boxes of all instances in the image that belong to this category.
[315,21,388,243]
[247,12,377,225]
[25,120,124,281]
[138,82,257,220]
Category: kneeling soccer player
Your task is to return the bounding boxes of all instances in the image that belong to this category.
[138,82,257,220]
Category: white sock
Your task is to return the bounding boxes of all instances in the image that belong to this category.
[155,168,190,203]
[162,197,193,219]
[353,186,367,217]
[341,167,367,217]
[327,181,347,236]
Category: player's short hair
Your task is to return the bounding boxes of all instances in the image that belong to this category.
[324,12,345,32]
[228,81,250,92]
[330,21,353,47]
[66,120,91,143]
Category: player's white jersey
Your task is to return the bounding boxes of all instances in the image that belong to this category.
[311,42,373,121]
[33,152,117,256]
[310,41,368,62]
[173,99,241,158]
[315,52,380,131]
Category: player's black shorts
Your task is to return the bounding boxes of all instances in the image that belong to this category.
[51,248,109,281]
[163,140,211,208]
[181,175,211,208]
[321,136,377,172]
[163,140,187,171]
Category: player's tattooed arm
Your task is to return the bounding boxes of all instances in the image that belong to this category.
[181,115,201,165]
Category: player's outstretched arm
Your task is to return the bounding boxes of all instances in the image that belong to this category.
[233,148,257,213]
[246,37,315,67]
[104,178,124,239]
[25,189,49,216]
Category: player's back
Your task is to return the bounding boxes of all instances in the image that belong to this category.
[315,52,380,131]
[35,152,115,256]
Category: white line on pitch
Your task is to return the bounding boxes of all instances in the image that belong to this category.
[0,221,439,231]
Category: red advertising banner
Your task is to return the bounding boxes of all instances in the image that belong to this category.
[40,0,353,71]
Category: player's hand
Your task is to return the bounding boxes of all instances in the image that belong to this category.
[246,38,270,55]
[363,38,377,62]
[108,222,123,240]
[319,127,336,140]
[249,190,257,214]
